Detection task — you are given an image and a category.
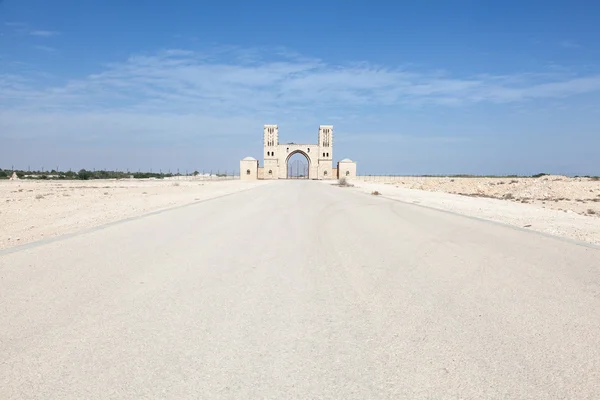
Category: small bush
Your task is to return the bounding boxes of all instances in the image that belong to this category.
[587,209,596,215]
[35,194,44,200]
[78,169,91,180]
[371,191,381,196]
[503,193,514,199]
[337,177,353,187]
[591,176,600,181]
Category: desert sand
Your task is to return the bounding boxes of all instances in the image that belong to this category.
[350,175,600,245]
[2,175,599,250]
[0,179,270,250]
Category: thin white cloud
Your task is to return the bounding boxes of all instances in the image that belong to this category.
[4,23,59,37]
[5,22,27,28]
[559,40,583,49]
[2,46,600,141]
[338,133,469,144]
[33,45,57,53]
[29,30,59,37]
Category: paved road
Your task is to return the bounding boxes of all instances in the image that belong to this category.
[1,181,599,399]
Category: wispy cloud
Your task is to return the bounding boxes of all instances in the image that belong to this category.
[338,133,470,144]
[29,30,59,37]
[2,46,600,141]
[33,45,57,53]
[558,40,583,49]
[4,23,59,37]
[4,22,26,28]
[4,47,600,111]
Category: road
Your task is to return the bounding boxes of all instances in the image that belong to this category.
[1,181,599,399]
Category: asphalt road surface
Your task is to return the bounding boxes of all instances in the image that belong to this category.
[1,181,599,399]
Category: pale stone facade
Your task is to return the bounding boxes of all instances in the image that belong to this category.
[263,124,333,180]
[337,158,357,179]
[240,124,355,180]
[240,157,258,180]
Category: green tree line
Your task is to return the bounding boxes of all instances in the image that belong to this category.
[0,168,182,180]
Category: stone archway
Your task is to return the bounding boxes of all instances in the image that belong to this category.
[285,150,310,179]
[242,124,356,180]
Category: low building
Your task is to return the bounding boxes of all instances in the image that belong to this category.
[240,157,259,180]
[337,159,357,179]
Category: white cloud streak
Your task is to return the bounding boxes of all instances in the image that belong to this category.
[29,30,59,37]
[1,46,600,141]
[4,23,59,37]
[558,40,583,49]
[33,45,57,53]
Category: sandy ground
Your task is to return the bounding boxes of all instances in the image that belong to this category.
[2,176,599,249]
[347,176,600,245]
[0,179,270,250]
[1,181,599,399]
[358,175,600,216]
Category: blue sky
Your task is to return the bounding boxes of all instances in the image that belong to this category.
[1,0,599,175]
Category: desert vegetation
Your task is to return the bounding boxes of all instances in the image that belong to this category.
[356,174,600,218]
[0,168,234,180]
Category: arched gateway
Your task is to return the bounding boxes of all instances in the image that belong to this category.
[263,124,333,180]
[240,124,357,180]
[286,150,310,179]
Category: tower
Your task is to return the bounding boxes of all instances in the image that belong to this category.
[263,124,279,179]
[318,125,333,179]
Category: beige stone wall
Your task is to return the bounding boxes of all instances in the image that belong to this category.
[277,144,318,179]
[257,167,264,180]
[240,159,259,180]
[256,124,354,180]
[338,161,357,179]
[263,159,279,180]
[317,125,333,180]
[262,124,337,180]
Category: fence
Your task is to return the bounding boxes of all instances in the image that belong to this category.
[163,172,240,181]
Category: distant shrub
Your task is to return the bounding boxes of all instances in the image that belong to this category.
[531,173,548,178]
[338,177,353,187]
[78,169,91,180]
[371,191,381,196]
